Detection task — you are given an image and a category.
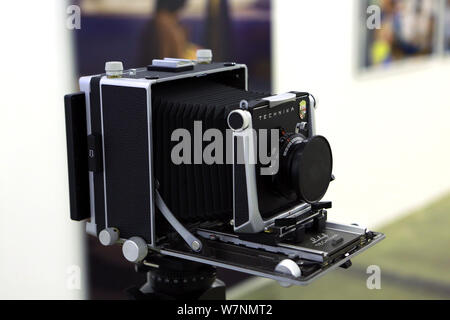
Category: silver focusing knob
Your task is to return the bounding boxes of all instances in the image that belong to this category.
[122,237,148,263]
[275,259,301,288]
[99,228,120,246]
[105,61,123,78]
[197,49,212,64]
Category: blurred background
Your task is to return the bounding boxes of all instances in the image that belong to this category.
[1,0,450,299]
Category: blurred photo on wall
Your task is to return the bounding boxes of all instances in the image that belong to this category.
[361,0,439,68]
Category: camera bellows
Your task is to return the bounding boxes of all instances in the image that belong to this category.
[152,79,267,223]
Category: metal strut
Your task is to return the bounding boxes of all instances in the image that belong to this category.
[155,190,203,252]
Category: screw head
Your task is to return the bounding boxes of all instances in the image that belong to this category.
[191,241,201,252]
[240,100,249,109]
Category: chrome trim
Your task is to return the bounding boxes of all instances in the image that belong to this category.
[98,79,109,228]
[79,76,97,231]
[146,84,156,246]
[231,115,264,233]
[308,94,317,136]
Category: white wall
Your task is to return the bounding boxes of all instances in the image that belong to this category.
[273,0,450,227]
[0,1,86,299]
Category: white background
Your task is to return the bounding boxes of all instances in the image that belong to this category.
[0,1,86,299]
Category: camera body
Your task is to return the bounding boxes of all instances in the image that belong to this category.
[65,58,384,287]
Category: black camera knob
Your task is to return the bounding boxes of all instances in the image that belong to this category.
[280,134,333,203]
[227,109,250,131]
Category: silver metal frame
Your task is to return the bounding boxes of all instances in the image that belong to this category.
[79,75,98,236]
[229,93,317,234]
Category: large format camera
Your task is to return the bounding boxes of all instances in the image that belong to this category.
[65,56,384,298]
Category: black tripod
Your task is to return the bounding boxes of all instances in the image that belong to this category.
[126,255,226,300]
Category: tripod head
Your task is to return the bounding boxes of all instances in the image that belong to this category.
[127,255,225,300]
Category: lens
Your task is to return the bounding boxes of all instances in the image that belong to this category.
[280,134,333,203]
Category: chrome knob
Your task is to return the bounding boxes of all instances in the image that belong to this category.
[275,259,301,288]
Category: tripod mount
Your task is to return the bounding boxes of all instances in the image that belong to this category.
[126,255,226,300]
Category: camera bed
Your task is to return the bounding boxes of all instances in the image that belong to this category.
[158,221,384,285]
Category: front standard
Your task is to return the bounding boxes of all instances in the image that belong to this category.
[64,56,384,299]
